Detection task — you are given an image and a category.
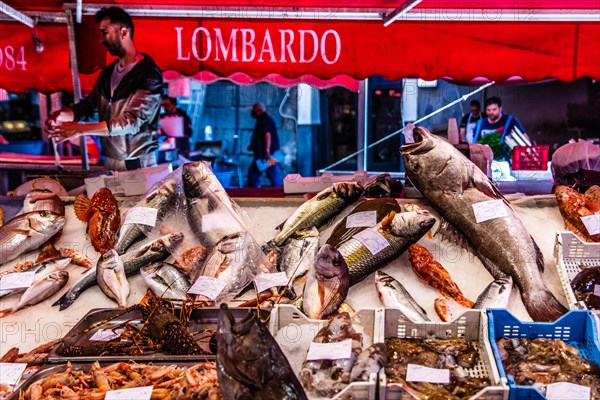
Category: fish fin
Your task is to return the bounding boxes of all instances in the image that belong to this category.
[434,217,473,253]
[74,194,92,222]
[275,220,286,231]
[36,241,62,263]
[6,228,30,236]
[327,227,364,247]
[318,277,347,318]
[522,289,567,322]
[52,290,78,310]
[532,236,545,273]
[0,308,13,319]
[473,248,509,281]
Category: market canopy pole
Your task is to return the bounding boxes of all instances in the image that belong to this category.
[320,81,496,173]
[0,1,34,27]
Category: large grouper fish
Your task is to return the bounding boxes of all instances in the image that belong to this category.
[401,126,567,322]
[216,304,307,400]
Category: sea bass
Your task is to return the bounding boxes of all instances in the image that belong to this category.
[217,304,307,400]
[302,244,349,319]
[268,182,363,249]
[96,250,129,307]
[115,175,179,254]
[0,257,71,299]
[375,271,430,322]
[0,271,69,318]
[555,185,600,242]
[0,211,65,266]
[278,227,319,284]
[401,126,566,322]
[338,211,435,286]
[141,262,191,300]
[74,188,121,254]
[473,276,513,310]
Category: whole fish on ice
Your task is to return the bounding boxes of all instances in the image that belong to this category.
[0,271,69,318]
[0,257,71,299]
[141,262,191,300]
[74,188,121,254]
[96,250,130,307]
[375,270,430,322]
[473,276,513,310]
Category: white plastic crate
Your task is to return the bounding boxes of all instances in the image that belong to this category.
[268,304,384,400]
[379,309,508,400]
[554,231,600,311]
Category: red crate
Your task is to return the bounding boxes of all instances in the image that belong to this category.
[511,145,549,170]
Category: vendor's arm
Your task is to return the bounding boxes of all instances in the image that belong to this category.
[264,131,271,159]
[50,121,109,143]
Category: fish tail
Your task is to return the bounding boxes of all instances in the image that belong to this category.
[0,308,13,319]
[523,289,568,322]
[456,296,475,308]
[52,290,78,311]
[73,194,92,222]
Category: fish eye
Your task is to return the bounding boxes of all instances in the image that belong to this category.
[412,162,420,171]
[102,255,109,261]
[332,258,339,266]
[39,211,47,217]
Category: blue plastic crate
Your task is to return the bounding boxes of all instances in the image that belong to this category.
[488,309,600,400]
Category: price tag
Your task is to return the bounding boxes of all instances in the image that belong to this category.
[406,364,450,384]
[353,229,390,255]
[90,328,125,342]
[254,272,289,293]
[546,382,590,400]
[306,339,353,361]
[104,386,153,400]
[188,276,226,300]
[124,207,158,227]
[472,200,508,223]
[0,363,27,386]
[595,285,600,297]
[0,271,35,291]
[346,211,377,228]
[581,214,600,236]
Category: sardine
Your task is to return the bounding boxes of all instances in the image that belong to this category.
[473,276,513,310]
[401,126,567,321]
[96,250,129,307]
[217,303,307,400]
[375,270,430,322]
[278,227,319,283]
[268,182,363,249]
[0,257,71,299]
[141,262,191,300]
[115,176,179,254]
[338,211,435,286]
[0,211,65,266]
[327,199,402,248]
[0,270,69,318]
[53,233,182,310]
[302,244,350,319]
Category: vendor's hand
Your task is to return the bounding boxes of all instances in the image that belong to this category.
[48,121,86,143]
[45,109,74,133]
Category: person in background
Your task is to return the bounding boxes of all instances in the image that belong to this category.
[46,6,163,171]
[459,99,484,144]
[247,102,283,188]
[160,96,192,137]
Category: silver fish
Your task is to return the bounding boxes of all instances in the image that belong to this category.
[0,211,66,266]
[302,244,350,319]
[97,250,129,307]
[375,270,430,322]
[0,270,69,318]
[141,262,190,300]
[401,126,566,322]
[115,176,179,255]
[0,257,71,299]
[19,190,65,216]
[473,276,513,310]
[278,227,319,283]
[53,233,183,310]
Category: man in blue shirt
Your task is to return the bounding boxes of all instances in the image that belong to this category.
[247,102,283,188]
[459,100,484,144]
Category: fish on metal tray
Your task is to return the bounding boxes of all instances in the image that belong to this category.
[217,303,307,399]
[115,175,179,254]
[473,276,513,310]
[74,188,121,254]
[375,270,430,322]
[401,126,567,322]
[0,211,65,266]
[277,226,319,285]
[555,185,600,242]
[0,257,71,299]
[96,249,130,307]
[571,266,600,310]
[327,198,402,248]
[141,262,191,300]
[302,244,349,319]
[0,270,69,318]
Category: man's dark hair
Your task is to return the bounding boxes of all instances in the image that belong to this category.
[95,7,134,39]
[485,96,502,108]
[469,100,481,107]
[163,96,177,105]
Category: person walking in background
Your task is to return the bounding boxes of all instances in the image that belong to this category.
[459,99,484,144]
[160,96,192,138]
[247,102,283,188]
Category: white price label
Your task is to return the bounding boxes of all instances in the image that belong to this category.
[104,386,153,400]
[581,214,600,236]
[346,211,377,228]
[353,229,390,255]
[595,284,600,297]
[254,272,289,293]
[472,200,508,223]
[546,382,590,400]
[124,207,158,227]
[0,363,27,386]
[90,328,125,342]
[0,271,35,291]
[406,364,450,384]
[188,276,226,300]
[306,339,353,361]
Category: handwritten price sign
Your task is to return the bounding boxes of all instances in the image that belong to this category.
[472,200,508,223]
[546,382,590,400]
[188,276,226,300]
[123,207,158,227]
[346,211,377,228]
[105,386,153,400]
[254,272,289,293]
[0,271,35,291]
[0,363,27,386]
[306,339,352,361]
[406,364,450,384]
[353,228,390,255]
[581,214,600,236]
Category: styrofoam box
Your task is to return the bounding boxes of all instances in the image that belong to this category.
[553,231,600,311]
[268,304,384,400]
[380,309,508,400]
[84,164,172,197]
[283,171,370,194]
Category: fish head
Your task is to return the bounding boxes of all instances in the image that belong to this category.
[315,244,348,279]
[182,162,212,198]
[389,211,436,237]
[48,270,69,284]
[162,232,185,252]
[47,257,72,270]
[401,127,471,193]
[27,211,66,235]
[98,249,121,271]
[374,270,394,285]
[332,182,363,200]
[147,178,178,202]
[91,188,118,213]
[140,262,161,277]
